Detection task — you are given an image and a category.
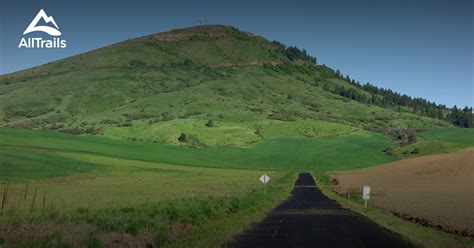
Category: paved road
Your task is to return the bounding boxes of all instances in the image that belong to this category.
[226,173,413,248]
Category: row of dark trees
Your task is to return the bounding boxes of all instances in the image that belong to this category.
[269,40,472,128]
[272,41,317,64]
[331,71,473,128]
[447,106,473,128]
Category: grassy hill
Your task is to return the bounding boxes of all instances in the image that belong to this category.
[0,25,473,247]
[0,25,451,148]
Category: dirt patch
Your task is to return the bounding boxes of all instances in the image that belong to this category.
[3,222,158,247]
[2,222,96,246]
[332,150,474,236]
[98,231,155,248]
[3,223,56,244]
[392,211,473,237]
[169,223,196,242]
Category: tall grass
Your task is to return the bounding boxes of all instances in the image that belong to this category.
[1,182,8,215]
[0,182,57,222]
[0,173,294,247]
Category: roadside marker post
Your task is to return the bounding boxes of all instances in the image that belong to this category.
[259,174,270,195]
[363,186,370,208]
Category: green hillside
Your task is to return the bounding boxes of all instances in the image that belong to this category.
[421,128,474,145]
[0,127,396,176]
[0,25,452,148]
[0,25,473,247]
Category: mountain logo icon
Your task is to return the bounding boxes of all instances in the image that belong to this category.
[23,9,61,36]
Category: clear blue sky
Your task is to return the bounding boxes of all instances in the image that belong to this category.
[0,0,472,107]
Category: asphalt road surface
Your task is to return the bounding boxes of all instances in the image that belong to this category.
[226,173,413,248]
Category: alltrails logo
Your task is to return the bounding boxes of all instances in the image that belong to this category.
[18,9,67,48]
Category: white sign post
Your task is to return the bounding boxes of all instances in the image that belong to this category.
[362,186,370,208]
[259,174,270,194]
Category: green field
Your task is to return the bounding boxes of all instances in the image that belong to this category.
[1,126,472,247]
[394,128,474,158]
[0,126,396,247]
[0,127,396,173]
[0,127,296,247]
[0,147,96,181]
[421,128,474,145]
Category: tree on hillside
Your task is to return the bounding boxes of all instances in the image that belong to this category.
[320,68,473,128]
[272,40,317,64]
[462,106,473,128]
[437,108,444,119]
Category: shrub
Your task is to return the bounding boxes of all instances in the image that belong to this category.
[178,133,187,143]
[179,112,203,119]
[59,128,85,135]
[129,60,146,67]
[384,147,394,156]
[205,120,214,127]
[408,133,417,144]
[4,108,52,119]
[267,111,296,121]
[86,127,101,135]
[183,59,193,67]
[161,112,174,121]
[121,121,133,127]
